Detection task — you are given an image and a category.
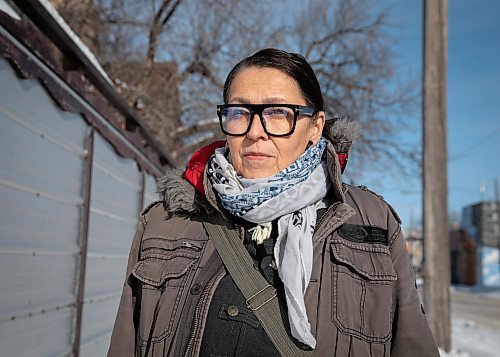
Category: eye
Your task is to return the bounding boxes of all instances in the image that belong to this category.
[224,107,250,120]
[263,107,292,119]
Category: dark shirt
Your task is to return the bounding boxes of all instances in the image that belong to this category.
[199,208,327,357]
[199,219,282,357]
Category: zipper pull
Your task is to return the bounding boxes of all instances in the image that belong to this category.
[181,241,202,251]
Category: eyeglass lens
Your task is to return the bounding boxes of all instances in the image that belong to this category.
[221,106,295,135]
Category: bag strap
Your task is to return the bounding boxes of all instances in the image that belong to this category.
[202,211,316,357]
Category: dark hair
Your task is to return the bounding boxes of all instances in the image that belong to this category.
[223,48,324,111]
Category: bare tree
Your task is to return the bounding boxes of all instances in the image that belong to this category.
[54,0,187,153]
[290,0,419,181]
[158,0,286,160]
[163,0,284,123]
[52,0,104,54]
[54,0,283,161]
[53,0,419,177]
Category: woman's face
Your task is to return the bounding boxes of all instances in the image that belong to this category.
[226,67,325,179]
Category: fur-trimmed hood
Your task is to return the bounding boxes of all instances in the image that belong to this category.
[156,119,360,218]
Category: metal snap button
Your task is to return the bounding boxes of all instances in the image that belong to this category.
[190,283,202,295]
[227,305,239,317]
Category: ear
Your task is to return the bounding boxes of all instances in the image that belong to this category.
[310,111,326,144]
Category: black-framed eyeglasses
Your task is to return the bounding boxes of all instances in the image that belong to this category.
[216,104,317,137]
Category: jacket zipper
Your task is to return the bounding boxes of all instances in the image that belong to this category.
[313,202,354,248]
[314,203,338,234]
[183,265,225,357]
[314,184,350,235]
[315,204,334,231]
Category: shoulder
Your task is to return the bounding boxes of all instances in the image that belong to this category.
[156,167,203,218]
[135,167,204,225]
[342,184,403,248]
[139,200,165,225]
[344,184,402,224]
[135,201,208,261]
[141,200,163,216]
[140,199,205,230]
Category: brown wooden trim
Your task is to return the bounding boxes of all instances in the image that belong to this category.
[73,127,94,357]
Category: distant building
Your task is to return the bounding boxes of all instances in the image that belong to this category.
[405,226,477,287]
[404,228,424,277]
[449,229,476,285]
[461,201,500,287]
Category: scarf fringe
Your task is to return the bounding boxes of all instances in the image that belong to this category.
[248,224,272,245]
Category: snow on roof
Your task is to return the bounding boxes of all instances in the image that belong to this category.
[0,0,21,20]
[38,0,114,86]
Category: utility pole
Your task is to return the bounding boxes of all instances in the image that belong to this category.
[423,0,450,351]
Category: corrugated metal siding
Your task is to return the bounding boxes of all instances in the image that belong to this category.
[143,172,159,208]
[0,58,86,356]
[0,52,159,355]
[79,133,142,356]
[3,308,74,357]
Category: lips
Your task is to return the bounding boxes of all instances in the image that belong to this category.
[244,152,270,157]
[243,152,271,160]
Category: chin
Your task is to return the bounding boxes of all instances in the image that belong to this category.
[234,159,280,179]
[238,168,278,179]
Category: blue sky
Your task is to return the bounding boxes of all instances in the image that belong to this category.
[366,0,500,229]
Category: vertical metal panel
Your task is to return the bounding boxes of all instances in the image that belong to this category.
[0,59,86,356]
[73,128,94,357]
[80,132,142,356]
[143,172,159,208]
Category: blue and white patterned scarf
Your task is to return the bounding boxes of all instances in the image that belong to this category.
[207,137,330,348]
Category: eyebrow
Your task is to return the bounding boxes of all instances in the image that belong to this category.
[228,97,289,104]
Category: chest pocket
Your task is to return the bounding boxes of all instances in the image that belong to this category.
[132,237,203,344]
[330,239,397,343]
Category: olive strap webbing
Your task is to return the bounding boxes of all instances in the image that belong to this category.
[202,211,316,357]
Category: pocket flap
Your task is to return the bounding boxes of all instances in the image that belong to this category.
[132,252,198,287]
[331,241,397,281]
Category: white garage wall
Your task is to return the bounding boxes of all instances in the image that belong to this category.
[0,58,87,357]
[143,172,159,208]
[0,48,162,355]
[79,133,142,356]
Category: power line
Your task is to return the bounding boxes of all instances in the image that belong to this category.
[449,126,500,162]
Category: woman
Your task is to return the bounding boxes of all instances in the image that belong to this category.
[108,49,439,356]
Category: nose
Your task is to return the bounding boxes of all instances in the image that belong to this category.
[246,113,268,140]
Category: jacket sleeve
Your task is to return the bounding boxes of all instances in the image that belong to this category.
[388,220,440,356]
[107,217,145,357]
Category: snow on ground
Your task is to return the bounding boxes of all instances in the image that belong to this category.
[439,285,500,356]
[439,318,500,357]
